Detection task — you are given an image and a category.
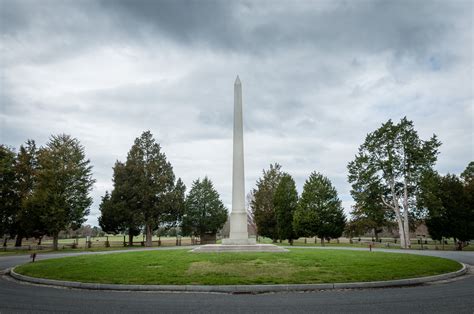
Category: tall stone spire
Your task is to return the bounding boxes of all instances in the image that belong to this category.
[192,76,287,251]
[232,75,245,216]
[222,76,256,245]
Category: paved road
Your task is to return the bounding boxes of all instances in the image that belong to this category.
[0,247,473,313]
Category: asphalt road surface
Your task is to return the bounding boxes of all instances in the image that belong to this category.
[1,247,473,313]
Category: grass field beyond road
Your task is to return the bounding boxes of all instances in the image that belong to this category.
[15,249,461,285]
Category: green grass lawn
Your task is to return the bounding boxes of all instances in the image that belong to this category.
[14,249,461,285]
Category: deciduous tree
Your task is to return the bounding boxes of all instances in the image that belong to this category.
[347,117,440,248]
[347,175,389,241]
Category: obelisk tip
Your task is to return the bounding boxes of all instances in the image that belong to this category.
[235,75,241,85]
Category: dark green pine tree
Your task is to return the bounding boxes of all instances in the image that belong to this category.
[125,131,176,247]
[13,140,43,246]
[168,178,186,234]
[251,163,283,242]
[182,177,227,239]
[29,134,95,250]
[461,162,474,230]
[419,167,474,249]
[294,172,346,246]
[99,161,141,245]
[0,145,17,246]
[274,173,298,245]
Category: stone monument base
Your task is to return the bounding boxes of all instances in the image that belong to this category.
[191,244,289,253]
[221,238,257,245]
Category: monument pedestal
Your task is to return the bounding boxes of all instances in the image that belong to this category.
[221,238,256,245]
[191,244,288,253]
[223,211,253,245]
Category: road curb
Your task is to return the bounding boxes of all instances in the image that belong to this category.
[9,263,468,293]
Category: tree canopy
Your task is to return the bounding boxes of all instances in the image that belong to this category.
[274,173,298,244]
[28,134,95,250]
[12,140,43,246]
[347,117,440,248]
[98,161,142,245]
[294,172,346,244]
[418,164,474,247]
[250,163,283,241]
[125,131,176,246]
[98,131,180,247]
[0,145,17,242]
[182,177,227,237]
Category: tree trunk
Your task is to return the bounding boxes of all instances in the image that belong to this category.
[402,177,411,248]
[128,231,134,246]
[145,224,152,247]
[289,239,293,246]
[385,178,408,249]
[52,234,59,251]
[374,229,379,242]
[321,238,325,247]
[15,234,23,247]
[272,238,277,243]
[395,211,406,249]
[37,236,42,245]
[314,237,317,244]
[2,237,7,247]
[402,209,411,248]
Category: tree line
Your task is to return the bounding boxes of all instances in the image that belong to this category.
[98,131,228,246]
[1,131,229,250]
[251,164,346,245]
[1,135,94,250]
[2,118,472,250]
[251,117,473,249]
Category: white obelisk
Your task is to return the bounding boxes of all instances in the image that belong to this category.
[223,76,256,245]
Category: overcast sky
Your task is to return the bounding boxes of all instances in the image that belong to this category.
[1,0,472,226]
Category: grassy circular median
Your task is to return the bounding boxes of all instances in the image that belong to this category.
[14,249,462,285]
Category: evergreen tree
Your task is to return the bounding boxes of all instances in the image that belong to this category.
[0,145,17,246]
[294,172,346,245]
[251,163,283,241]
[419,167,474,249]
[125,131,176,247]
[182,177,227,238]
[169,178,186,236]
[274,173,298,244]
[347,117,440,248]
[462,161,474,225]
[29,134,95,250]
[98,161,141,245]
[461,161,474,183]
[12,140,41,246]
